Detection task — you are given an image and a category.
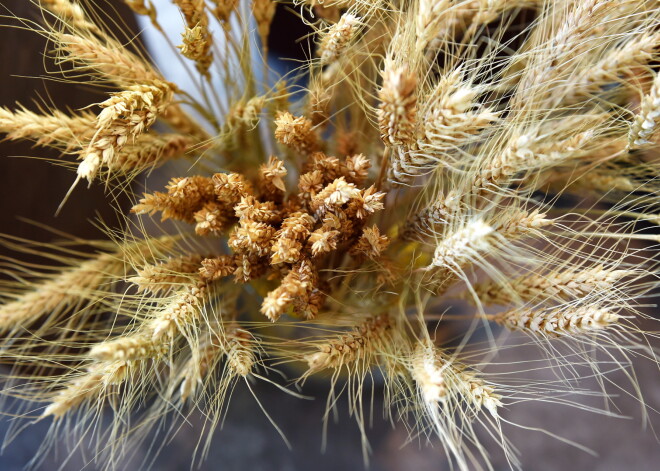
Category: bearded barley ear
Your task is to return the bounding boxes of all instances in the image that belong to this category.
[378,62,417,147]
[53,32,160,85]
[629,73,660,149]
[0,106,96,151]
[148,281,209,341]
[476,127,606,191]
[447,365,503,417]
[42,361,128,418]
[91,280,209,363]
[179,322,256,400]
[304,314,393,373]
[407,341,503,471]
[223,326,257,377]
[129,255,205,294]
[428,209,553,294]
[79,82,174,182]
[426,220,495,295]
[108,133,192,175]
[415,0,451,54]
[318,14,361,65]
[515,0,631,107]
[495,209,553,238]
[307,83,332,126]
[472,266,634,306]
[490,305,622,338]
[413,344,502,413]
[89,333,166,362]
[415,71,498,170]
[568,172,636,194]
[410,343,447,404]
[430,220,494,270]
[564,32,660,103]
[53,33,208,140]
[401,191,461,241]
[0,242,146,332]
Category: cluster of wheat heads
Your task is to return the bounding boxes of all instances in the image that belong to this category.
[0,0,659,469]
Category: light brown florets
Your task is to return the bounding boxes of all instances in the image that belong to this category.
[199,255,237,281]
[234,196,281,224]
[308,227,340,257]
[310,177,361,214]
[298,170,325,199]
[350,225,390,261]
[260,155,288,201]
[341,154,371,185]
[260,260,318,321]
[229,219,277,256]
[194,202,233,236]
[213,172,253,202]
[274,111,319,154]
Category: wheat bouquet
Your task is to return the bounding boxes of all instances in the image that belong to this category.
[0,0,659,469]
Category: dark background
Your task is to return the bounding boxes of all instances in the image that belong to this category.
[0,1,659,470]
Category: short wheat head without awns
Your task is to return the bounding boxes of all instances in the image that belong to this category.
[1,1,660,469]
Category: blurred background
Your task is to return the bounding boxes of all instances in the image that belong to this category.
[0,1,659,470]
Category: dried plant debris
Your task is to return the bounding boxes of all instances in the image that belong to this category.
[1,1,660,470]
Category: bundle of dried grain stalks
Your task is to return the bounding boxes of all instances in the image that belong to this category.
[0,1,659,469]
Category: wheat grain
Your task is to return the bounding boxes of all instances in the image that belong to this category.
[305,314,392,372]
[473,266,634,306]
[491,305,621,337]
